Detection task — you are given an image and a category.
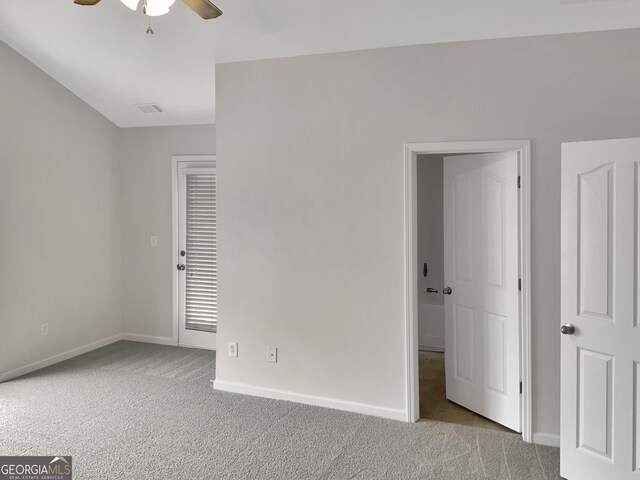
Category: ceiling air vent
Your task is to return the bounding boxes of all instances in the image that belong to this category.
[137,103,166,114]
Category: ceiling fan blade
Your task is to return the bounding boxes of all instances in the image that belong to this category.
[181,0,222,19]
[74,0,102,5]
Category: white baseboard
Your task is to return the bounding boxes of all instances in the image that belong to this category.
[419,344,444,352]
[121,333,177,346]
[419,336,444,352]
[533,432,560,447]
[213,379,407,421]
[0,334,123,383]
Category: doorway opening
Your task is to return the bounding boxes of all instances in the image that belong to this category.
[172,155,217,351]
[404,141,532,442]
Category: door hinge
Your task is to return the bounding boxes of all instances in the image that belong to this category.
[518,278,522,291]
[520,382,523,394]
[517,176,521,189]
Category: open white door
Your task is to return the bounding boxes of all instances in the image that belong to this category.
[561,138,640,480]
[443,151,521,431]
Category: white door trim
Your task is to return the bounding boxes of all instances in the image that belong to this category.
[171,154,217,348]
[403,140,532,443]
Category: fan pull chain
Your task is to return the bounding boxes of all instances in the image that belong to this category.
[142,0,154,34]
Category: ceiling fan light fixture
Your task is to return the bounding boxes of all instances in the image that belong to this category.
[120,0,140,11]
[77,0,223,29]
[144,0,176,16]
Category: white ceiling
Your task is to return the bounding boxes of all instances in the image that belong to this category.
[213,0,640,64]
[1,0,640,127]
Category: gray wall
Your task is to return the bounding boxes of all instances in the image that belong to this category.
[215,28,640,437]
[119,125,216,340]
[417,154,444,299]
[417,154,445,350]
[0,41,122,374]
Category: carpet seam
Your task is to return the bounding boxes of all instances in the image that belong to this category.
[314,415,369,480]
[501,438,512,480]
[476,434,488,478]
[534,444,549,480]
[216,403,304,475]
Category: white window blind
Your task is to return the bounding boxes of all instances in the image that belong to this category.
[185,173,217,332]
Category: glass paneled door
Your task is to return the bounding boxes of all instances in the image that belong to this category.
[176,161,216,350]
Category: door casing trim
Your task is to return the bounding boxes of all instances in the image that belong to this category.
[171,155,217,348]
[403,140,531,442]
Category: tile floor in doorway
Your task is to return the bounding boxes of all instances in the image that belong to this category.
[419,350,514,433]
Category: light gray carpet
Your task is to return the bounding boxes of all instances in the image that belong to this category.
[0,341,561,479]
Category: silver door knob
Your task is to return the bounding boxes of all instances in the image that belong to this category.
[443,287,452,295]
[561,324,576,335]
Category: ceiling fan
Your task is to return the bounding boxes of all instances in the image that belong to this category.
[74,0,222,33]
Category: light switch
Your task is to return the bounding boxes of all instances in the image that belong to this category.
[150,236,158,248]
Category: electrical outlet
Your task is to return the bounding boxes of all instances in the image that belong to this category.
[268,346,277,363]
[40,323,49,337]
[150,236,158,248]
[228,342,238,357]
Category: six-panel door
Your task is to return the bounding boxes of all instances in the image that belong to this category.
[561,138,640,480]
[443,151,521,431]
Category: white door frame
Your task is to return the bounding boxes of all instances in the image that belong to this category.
[171,154,217,347]
[403,140,532,442]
